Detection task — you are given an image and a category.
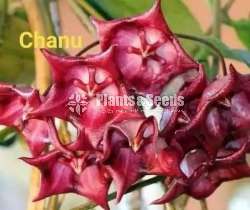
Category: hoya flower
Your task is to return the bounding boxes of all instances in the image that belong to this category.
[0,84,71,156]
[103,115,181,202]
[155,65,250,203]
[102,117,157,202]
[0,84,51,156]
[93,0,198,95]
[21,150,112,210]
[29,48,138,149]
[153,150,250,204]
[21,115,159,209]
[174,65,249,155]
[30,47,121,121]
[0,84,39,127]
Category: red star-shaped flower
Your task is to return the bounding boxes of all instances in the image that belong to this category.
[93,0,198,95]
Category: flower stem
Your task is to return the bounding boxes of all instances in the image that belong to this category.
[130,190,142,210]
[166,203,176,210]
[59,121,71,144]
[212,0,221,39]
[173,195,189,210]
[199,199,208,210]
[223,0,235,12]
[70,176,164,210]
[26,168,46,210]
[212,0,222,74]
[75,40,99,56]
[46,195,59,210]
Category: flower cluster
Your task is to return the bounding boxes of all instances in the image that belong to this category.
[0,0,250,209]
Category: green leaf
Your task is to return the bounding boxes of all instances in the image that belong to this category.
[84,0,203,52]
[230,19,250,50]
[0,15,34,84]
[0,127,17,147]
[13,8,28,21]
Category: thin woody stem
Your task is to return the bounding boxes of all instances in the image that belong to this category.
[212,0,221,40]
[211,0,221,75]
[223,0,235,12]
[75,40,99,56]
[59,121,71,144]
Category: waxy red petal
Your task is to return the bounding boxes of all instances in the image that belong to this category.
[22,119,50,156]
[76,165,111,210]
[21,151,74,201]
